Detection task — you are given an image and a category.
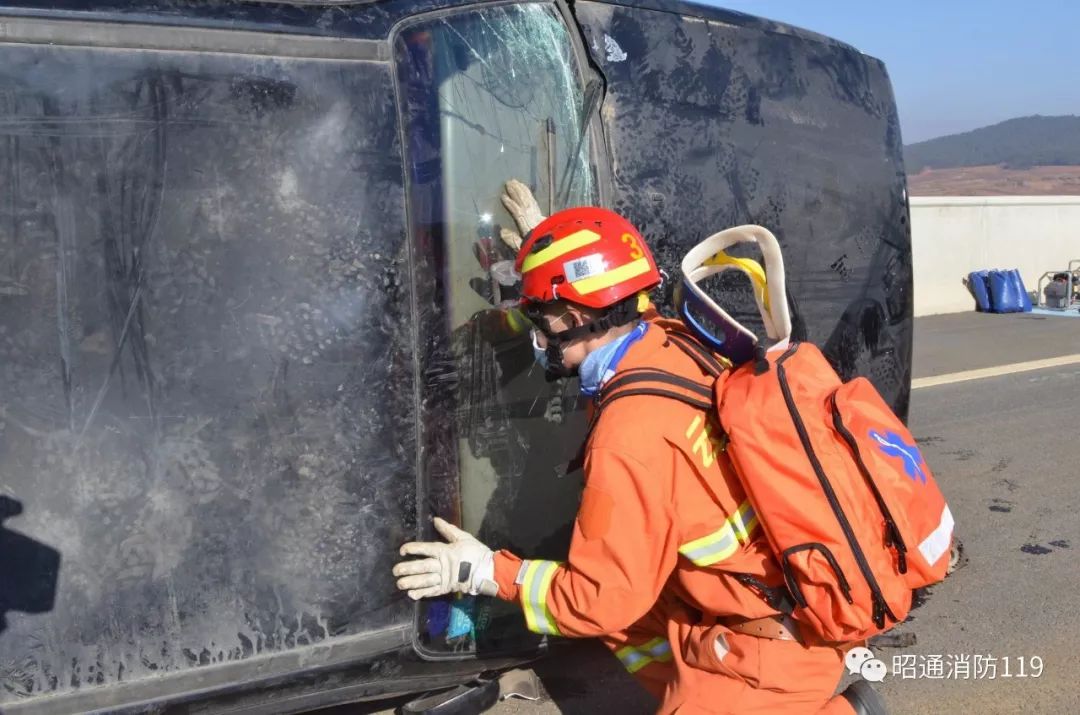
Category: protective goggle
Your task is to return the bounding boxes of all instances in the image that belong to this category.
[523,307,572,339]
[521,303,623,345]
[674,225,792,366]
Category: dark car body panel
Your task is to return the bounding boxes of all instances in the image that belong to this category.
[0,1,910,712]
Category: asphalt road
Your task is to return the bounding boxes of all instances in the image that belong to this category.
[361,312,1080,715]
[912,311,1080,377]
[871,359,1080,714]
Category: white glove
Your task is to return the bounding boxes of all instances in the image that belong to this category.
[500,179,546,252]
[393,517,499,600]
[499,227,525,253]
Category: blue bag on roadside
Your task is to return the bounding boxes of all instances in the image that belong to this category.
[1011,269,1033,312]
[967,270,991,312]
[989,269,1022,313]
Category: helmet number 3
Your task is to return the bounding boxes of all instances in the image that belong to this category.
[622,232,644,260]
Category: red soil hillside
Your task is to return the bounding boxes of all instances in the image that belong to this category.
[907,165,1080,196]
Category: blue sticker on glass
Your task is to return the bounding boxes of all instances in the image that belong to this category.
[447,597,476,640]
[870,429,926,484]
[425,600,451,638]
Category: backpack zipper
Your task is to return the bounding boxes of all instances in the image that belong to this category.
[775,343,895,629]
[829,392,909,575]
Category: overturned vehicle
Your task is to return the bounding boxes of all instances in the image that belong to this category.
[0,0,913,713]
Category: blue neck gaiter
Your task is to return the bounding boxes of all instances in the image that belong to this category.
[578,321,648,397]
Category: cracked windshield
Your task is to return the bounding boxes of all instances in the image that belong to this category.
[396,2,596,654]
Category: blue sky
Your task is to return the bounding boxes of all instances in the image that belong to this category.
[710,0,1079,144]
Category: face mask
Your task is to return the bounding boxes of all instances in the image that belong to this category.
[578,330,635,396]
[531,330,550,371]
[578,321,648,396]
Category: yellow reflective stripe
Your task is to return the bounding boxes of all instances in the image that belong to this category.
[730,500,759,544]
[616,637,673,674]
[520,560,542,633]
[571,256,652,295]
[643,636,673,662]
[615,644,645,671]
[679,523,730,556]
[679,523,738,566]
[520,230,601,273]
[702,250,770,311]
[504,307,529,335]
[520,559,562,636]
[679,500,761,566]
[625,653,651,674]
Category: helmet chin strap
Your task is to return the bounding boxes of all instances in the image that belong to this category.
[532,297,641,380]
[538,321,599,380]
[543,342,576,380]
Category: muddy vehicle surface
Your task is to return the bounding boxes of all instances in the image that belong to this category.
[0,1,911,712]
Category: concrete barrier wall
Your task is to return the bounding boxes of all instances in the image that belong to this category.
[910,196,1080,316]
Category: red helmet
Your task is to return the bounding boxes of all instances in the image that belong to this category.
[514,207,661,310]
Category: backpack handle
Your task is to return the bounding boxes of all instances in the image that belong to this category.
[677,225,792,363]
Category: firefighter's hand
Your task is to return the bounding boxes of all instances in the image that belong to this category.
[393,517,499,600]
[499,179,546,251]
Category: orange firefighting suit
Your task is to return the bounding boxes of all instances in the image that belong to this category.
[491,319,856,714]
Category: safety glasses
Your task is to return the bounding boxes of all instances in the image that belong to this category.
[523,307,572,339]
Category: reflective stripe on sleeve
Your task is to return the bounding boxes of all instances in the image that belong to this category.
[679,499,760,566]
[519,559,562,636]
[730,501,758,544]
[679,522,738,566]
[615,637,674,674]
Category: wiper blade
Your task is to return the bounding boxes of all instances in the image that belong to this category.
[556,77,603,208]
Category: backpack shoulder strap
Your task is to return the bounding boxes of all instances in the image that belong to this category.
[599,367,714,411]
[664,330,730,378]
[560,367,717,475]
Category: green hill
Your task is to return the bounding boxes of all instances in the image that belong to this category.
[904,115,1080,173]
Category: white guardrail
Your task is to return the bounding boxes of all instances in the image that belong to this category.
[910,195,1080,316]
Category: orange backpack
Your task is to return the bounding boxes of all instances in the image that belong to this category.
[715,338,952,641]
[598,225,954,643]
[599,331,953,643]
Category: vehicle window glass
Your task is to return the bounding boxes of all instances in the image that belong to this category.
[396,2,596,656]
[0,42,413,705]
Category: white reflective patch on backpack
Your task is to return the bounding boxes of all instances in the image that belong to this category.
[919,505,955,565]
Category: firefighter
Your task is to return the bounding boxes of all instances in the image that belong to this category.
[392,206,886,715]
